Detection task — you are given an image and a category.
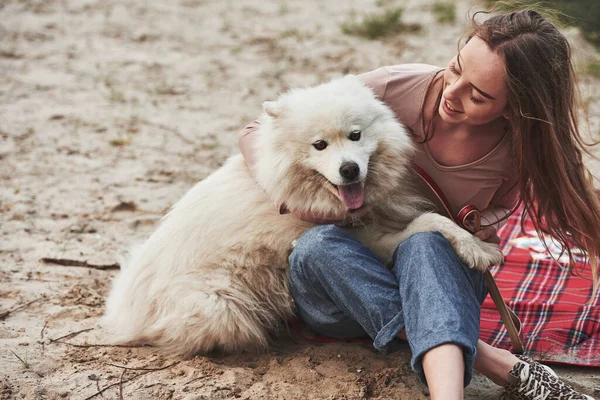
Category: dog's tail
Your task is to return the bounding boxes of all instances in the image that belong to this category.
[103,266,290,355]
[147,285,278,355]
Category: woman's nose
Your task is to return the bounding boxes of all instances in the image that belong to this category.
[443,76,460,100]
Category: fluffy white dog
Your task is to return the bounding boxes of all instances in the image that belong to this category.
[103,76,503,355]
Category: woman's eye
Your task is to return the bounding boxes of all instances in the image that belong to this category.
[449,63,460,75]
[470,93,484,104]
[312,140,328,151]
[349,130,361,141]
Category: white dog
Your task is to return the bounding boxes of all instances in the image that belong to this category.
[103,76,503,355]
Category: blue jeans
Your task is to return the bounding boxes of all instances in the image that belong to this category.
[289,225,488,387]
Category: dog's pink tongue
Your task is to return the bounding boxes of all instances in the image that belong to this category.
[338,183,364,210]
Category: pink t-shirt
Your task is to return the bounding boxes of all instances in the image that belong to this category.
[239,64,519,225]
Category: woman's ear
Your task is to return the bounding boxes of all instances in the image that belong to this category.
[263,101,282,118]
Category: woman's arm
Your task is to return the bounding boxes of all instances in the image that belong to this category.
[238,119,261,172]
[477,177,520,242]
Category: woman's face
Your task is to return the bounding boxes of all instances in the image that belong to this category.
[439,36,509,126]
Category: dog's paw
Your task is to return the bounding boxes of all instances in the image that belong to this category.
[454,237,504,271]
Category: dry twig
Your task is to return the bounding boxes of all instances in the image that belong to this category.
[49,329,148,349]
[41,257,120,270]
[53,341,149,349]
[40,321,48,339]
[50,328,94,342]
[118,368,126,400]
[106,363,172,371]
[10,350,29,369]
[139,119,196,145]
[184,375,210,385]
[40,321,48,351]
[0,296,45,321]
[82,362,180,400]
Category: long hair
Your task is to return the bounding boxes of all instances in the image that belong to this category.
[476,10,600,288]
[422,9,600,289]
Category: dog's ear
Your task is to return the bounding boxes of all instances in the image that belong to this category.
[262,101,282,118]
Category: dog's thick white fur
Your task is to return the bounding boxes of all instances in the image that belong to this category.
[103,76,503,356]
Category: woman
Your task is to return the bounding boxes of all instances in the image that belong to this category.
[239,9,598,400]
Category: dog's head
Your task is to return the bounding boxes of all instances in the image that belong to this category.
[253,75,414,220]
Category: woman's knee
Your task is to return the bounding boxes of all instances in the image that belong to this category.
[289,225,346,276]
[393,231,451,261]
[393,231,488,303]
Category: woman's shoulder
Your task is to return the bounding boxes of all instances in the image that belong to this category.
[383,63,444,76]
[357,64,443,95]
[381,63,443,106]
[357,63,443,132]
[382,64,443,97]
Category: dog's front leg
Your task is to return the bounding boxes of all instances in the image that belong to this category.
[400,212,504,270]
[360,212,504,270]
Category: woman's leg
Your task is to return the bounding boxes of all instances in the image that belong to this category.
[289,225,488,391]
[289,226,595,400]
[289,225,406,354]
[390,229,487,390]
[475,340,519,386]
[422,344,465,400]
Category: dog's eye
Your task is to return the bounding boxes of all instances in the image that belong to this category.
[312,140,328,151]
[349,130,361,141]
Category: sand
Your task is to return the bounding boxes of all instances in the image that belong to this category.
[0,0,598,398]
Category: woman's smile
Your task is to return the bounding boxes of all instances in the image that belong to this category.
[442,98,464,115]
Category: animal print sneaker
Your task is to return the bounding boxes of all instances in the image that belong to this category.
[501,355,594,400]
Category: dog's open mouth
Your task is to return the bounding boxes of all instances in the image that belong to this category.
[333,182,365,210]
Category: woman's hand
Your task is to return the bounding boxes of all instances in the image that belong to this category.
[474,226,501,244]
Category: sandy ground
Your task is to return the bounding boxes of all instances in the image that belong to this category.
[1,0,599,398]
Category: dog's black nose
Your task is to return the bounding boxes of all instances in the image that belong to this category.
[339,162,360,181]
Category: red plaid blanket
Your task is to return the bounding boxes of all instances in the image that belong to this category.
[480,207,600,366]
